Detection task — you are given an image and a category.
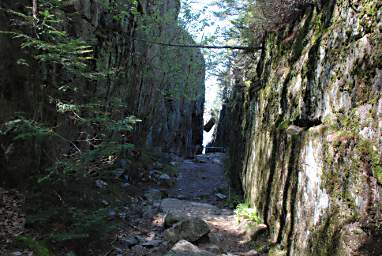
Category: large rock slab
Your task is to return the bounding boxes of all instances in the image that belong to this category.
[164,217,210,243]
[165,240,215,256]
[161,198,221,220]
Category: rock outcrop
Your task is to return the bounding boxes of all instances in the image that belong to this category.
[213,1,382,255]
[0,0,205,186]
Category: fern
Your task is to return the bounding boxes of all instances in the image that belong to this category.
[1,117,54,140]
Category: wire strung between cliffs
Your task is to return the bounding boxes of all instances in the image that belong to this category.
[131,38,262,51]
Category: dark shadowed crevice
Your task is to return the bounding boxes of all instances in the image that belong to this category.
[276,134,302,249]
[262,131,286,224]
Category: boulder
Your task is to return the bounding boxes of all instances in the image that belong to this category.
[245,223,268,241]
[204,118,216,132]
[130,245,149,256]
[144,189,162,202]
[121,236,139,248]
[165,240,215,256]
[164,212,184,228]
[164,217,210,243]
[159,173,174,187]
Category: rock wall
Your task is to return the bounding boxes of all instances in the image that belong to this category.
[0,0,204,186]
[214,1,382,255]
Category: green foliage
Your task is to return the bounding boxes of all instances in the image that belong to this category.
[235,203,262,224]
[50,208,117,242]
[0,4,94,77]
[98,0,140,22]
[0,116,54,140]
[16,235,51,256]
[0,0,143,186]
[26,204,119,245]
[357,139,382,184]
[224,190,242,209]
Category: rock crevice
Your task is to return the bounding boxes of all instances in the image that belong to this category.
[213,1,382,255]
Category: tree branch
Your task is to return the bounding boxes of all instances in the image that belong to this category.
[32,0,37,18]
[132,38,262,51]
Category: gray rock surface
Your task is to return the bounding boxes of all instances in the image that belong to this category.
[165,240,215,256]
[211,1,382,255]
[144,189,162,202]
[0,0,205,186]
[161,198,222,220]
[164,212,184,228]
[164,217,210,243]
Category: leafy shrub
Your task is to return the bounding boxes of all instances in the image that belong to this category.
[49,208,117,242]
[224,190,243,209]
[235,203,262,224]
[250,0,314,32]
[16,235,51,256]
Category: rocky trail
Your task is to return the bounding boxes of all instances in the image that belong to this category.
[116,153,268,256]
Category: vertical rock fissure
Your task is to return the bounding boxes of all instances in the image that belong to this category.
[262,131,284,223]
[276,134,302,250]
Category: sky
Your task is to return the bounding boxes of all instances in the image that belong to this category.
[179,0,234,148]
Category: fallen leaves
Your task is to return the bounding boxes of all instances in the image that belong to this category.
[0,187,26,245]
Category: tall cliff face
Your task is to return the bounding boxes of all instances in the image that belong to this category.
[0,0,204,186]
[214,1,382,255]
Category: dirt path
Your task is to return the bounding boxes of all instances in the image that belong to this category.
[111,153,266,256]
[161,153,264,255]
[1,153,265,256]
[167,153,229,206]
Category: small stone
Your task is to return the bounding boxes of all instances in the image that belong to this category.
[107,208,117,220]
[131,245,149,256]
[112,168,125,178]
[159,173,174,187]
[245,224,268,241]
[153,162,164,169]
[119,211,127,220]
[144,189,162,202]
[242,250,260,256]
[212,158,223,165]
[165,240,215,256]
[203,244,221,254]
[208,233,224,244]
[141,239,162,248]
[118,159,129,169]
[149,169,162,179]
[114,247,123,253]
[215,193,227,200]
[95,179,108,189]
[194,155,208,163]
[142,205,157,218]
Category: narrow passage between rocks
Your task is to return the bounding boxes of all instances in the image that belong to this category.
[120,153,268,256]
